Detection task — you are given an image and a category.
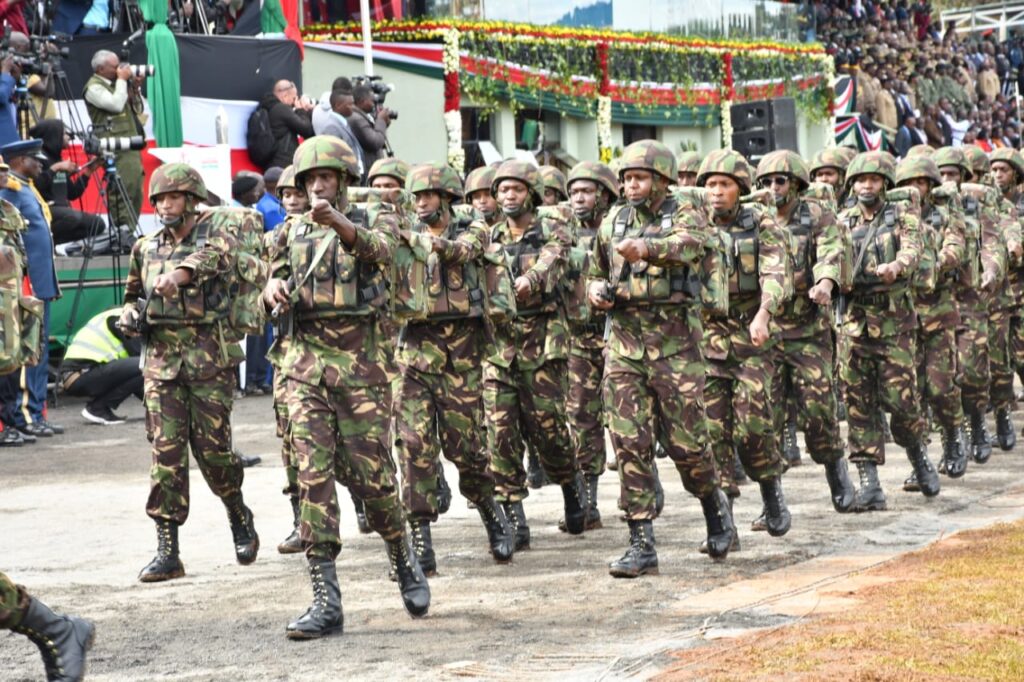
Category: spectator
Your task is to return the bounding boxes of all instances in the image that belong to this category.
[311,76,354,134]
[0,139,63,440]
[348,84,393,169]
[255,166,286,233]
[257,79,314,170]
[231,173,262,208]
[230,172,271,395]
[318,89,365,176]
[61,307,143,425]
[0,53,19,147]
[895,115,926,158]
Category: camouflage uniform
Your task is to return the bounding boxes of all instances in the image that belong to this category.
[539,165,568,204]
[991,150,1024,413]
[463,166,501,227]
[676,151,702,184]
[0,571,26,629]
[809,147,857,206]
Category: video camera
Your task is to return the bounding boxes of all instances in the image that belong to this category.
[84,124,145,155]
[353,75,398,120]
[0,30,70,77]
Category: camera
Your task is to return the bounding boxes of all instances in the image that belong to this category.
[84,135,146,155]
[353,75,397,119]
[124,64,156,78]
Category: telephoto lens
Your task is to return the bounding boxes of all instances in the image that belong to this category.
[127,64,156,78]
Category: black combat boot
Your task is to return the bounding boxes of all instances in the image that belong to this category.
[436,466,452,515]
[13,596,95,681]
[699,489,736,560]
[653,460,666,517]
[969,410,993,464]
[526,450,547,489]
[940,425,967,479]
[278,496,303,554]
[409,519,437,576]
[824,459,856,513]
[700,495,740,555]
[139,519,185,582]
[733,449,749,485]
[286,558,343,640]
[584,473,603,529]
[386,535,431,617]
[851,461,887,512]
[501,500,530,550]
[609,519,658,578]
[225,496,259,565]
[784,419,802,467]
[903,471,920,492]
[750,507,768,532]
[351,495,371,534]
[758,477,792,537]
[561,474,587,535]
[477,499,514,563]
[907,441,940,498]
[996,407,1016,451]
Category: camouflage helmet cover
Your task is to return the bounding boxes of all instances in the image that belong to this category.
[618,140,678,182]
[464,165,496,196]
[676,150,702,175]
[932,146,973,181]
[962,144,990,175]
[905,144,934,159]
[566,160,619,198]
[696,149,754,194]
[406,162,465,200]
[492,159,543,203]
[755,150,810,190]
[538,165,568,200]
[988,147,1024,181]
[148,162,208,203]
[367,157,411,185]
[276,164,298,197]
[895,156,942,187]
[845,150,896,189]
[808,147,853,176]
[291,135,360,185]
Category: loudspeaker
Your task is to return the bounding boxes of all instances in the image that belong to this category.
[730,101,772,131]
[731,130,775,159]
[729,97,799,159]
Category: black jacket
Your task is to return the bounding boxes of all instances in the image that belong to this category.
[31,119,89,206]
[260,93,314,170]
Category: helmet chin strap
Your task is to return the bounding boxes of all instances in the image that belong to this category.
[423,199,449,226]
[502,194,534,219]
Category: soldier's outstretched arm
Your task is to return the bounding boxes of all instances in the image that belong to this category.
[891,203,921,276]
[811,203,843,286]
[755,214,790,316]
[122,239,146,306]
[342,209,398,264]
[431,220,487,265]
[642,205,708,268]
[523,215,571,295]
[178,222,240,286]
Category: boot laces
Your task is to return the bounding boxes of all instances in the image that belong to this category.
[310,564,328,609]
[157,522,174,558]
[12,624,61,676]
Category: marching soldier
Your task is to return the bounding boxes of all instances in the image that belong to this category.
[122,163,259,582]
[539,165,568,206]
[262,136,429,639]
[754,150,855,516]
[838,151,934,512]
[367,157,411,196]
[589,141,735,577]
[808,146,857,206]
[464,165,500,226]
[484,160,586,549]
[697,149,792,538]
[395,162,514,573]
[676,151,701,186]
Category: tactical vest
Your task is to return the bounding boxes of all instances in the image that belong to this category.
[141,225,231,326]
[788,202,815,293]
[289,207,388,320]
[63,310,127,364]
[960,193,984,289]
[0,214,42,376]
[564,224,596,323]
[727,206,764,297]
[607,198,698,307]
[848,204,901,294]
[423,216,485,321]
[502,219,559,317]
[83,75,138,138]
[917,205,947,293]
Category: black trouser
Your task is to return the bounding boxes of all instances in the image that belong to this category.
[64,359,143,411]
[50,206,106,245]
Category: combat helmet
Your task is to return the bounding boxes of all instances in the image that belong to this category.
[755,150,810,192]
[292,135,360,189]
[367,157,411,186]
[845,151,896,190]
[932,146,972,182]
[895,156,942,187]
[539,165,568,202]
[491,160,543,205]
[148,162,208,204]
[905,144,934,158]
[697,149,754,194]
[962,145,990,178]
[464,165,496,198]
[566,160,619,198]
[618,140,678,183]
[406,162,464,201]
[808,147,853,179]
[989,148,1024,184]
[676,151,702,176]
[276,165,298,198]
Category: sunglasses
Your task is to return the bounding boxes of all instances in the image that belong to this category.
[762,176,789,187]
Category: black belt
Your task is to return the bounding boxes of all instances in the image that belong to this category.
[850,292,890,306]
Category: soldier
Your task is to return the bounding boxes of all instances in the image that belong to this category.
[986,148,1024,450]
[539,165,568,206]
[677,151,702,186]
[754,151,855,517]
[935,147,1003,465]
[587,140,735,577]
[696,149,792,538]
[464,165,499,226]
[396,162,514,573]
[262,136,429,639]
[809,147,857,206]
[367,157,411,196]
[564,160,619,529]
[838,151,935,511]
[122,163,259,583]
[484,159,586,550]
[0,572,94,682]
[895,156,968,484]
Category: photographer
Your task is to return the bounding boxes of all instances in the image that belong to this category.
[257,79,314,170]
[348,84,393,168]
[8,32,57,122]
[29,119,105,245]
[0,54,19,147]
[84,49,144,231]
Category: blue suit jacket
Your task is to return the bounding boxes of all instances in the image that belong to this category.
[2,177,58,300]
[53,0,92,35]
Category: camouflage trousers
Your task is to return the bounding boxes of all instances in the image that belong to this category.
[605,351,719,519]
[1012,313,1024,379]
[484,359,577,502]
[988,307,1015,411]
[707,352,784,497]
[957,304,991,414]
[0,571,27,629]
[396,365,494,521]
[916,326,963,431]
[841,331,925,465]
[771,331,843,466]
[567,342,606,478]
[287,378,404,561]
[273,368,298,500]
[144,369,244,525]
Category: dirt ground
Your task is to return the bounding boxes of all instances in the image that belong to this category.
[3,394,1024,681]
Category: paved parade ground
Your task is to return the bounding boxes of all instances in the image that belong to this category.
[3,395,1024,680]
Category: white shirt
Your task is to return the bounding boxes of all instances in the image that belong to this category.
[84,75,128,114]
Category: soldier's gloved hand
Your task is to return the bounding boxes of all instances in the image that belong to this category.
[615,238,649,264]
[153,273,180,299]
[749,308,771,347]
[588,281,613,310]
[513,276,532,302]
[118,306,139,336]
[808,278,834,306]
[264,278,291,313]
[875,262,900,285]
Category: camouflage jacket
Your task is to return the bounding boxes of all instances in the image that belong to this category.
[915,200,965,331]
[399,216,489,375]
[486,210,571,371]
[993,195,1022,311]
[123,219,243,381]
[569,211,606,352]
[956,183,1006,311]
[775,198,843,340]
[588,198,708,362]
[1002,188,1024,303]
[838,200,920,339]
[270,202,400,388]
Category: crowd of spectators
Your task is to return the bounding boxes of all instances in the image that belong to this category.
[809,0,1024,156]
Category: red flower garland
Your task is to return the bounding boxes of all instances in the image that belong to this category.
[444,71,460,112]
[722,52,735,100]
[596,41,610,96]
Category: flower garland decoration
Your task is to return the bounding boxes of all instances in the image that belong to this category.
[444,110,465,174]
[441,28,463,172]
[597,95,612,163]
[720,52,735,148]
